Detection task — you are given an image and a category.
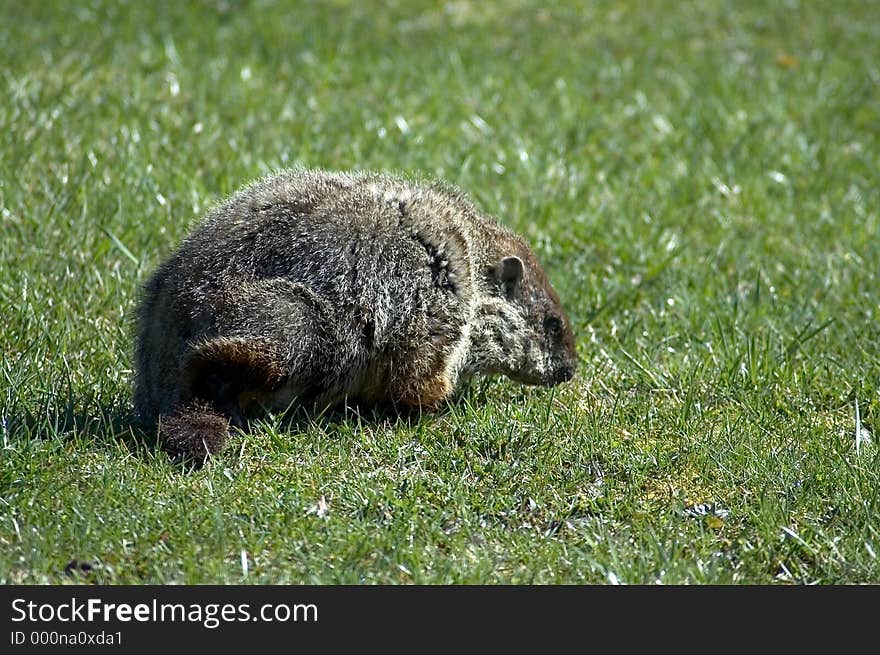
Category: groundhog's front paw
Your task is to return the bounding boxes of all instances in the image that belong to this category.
[397,373,453,413]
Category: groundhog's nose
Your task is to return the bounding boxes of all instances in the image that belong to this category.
[551,361,575,385]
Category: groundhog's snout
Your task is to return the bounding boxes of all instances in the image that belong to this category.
[551,360,576,385]
[543,350,576,386]
[550,321,577,385]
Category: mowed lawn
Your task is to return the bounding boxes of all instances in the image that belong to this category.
[1,0,878,584]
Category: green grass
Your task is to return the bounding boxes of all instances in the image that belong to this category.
[2,0,879,584]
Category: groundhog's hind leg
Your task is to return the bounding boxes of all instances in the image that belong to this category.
[182,336,289,424]
[160,279,347,464]
[157,337,288,464]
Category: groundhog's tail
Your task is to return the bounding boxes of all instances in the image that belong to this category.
[159,404,230,466]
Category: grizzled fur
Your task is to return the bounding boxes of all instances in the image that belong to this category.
[134,169,576,464]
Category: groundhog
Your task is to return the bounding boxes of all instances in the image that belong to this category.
[134,169,576,463]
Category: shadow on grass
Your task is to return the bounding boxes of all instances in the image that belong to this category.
[1,389,449,470]
[3,392,156,454]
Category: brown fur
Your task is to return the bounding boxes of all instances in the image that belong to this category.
[159,404,230,464]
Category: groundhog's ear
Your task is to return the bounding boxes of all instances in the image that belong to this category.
[495,255,524,298]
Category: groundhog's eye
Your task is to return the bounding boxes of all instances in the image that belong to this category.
[543,315,563,336]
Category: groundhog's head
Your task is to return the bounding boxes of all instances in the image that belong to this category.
[484,241,577,386]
